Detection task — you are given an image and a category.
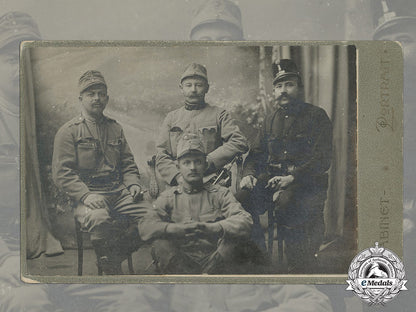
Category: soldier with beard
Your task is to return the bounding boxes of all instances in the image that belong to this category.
[239,59,333,273]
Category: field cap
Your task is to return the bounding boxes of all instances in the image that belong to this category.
[177,133,206,159]
[180,63,208,83]
[190,0,243,39]
[0,11,41,50]
[79,70,107,94]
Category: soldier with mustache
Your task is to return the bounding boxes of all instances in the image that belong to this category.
[52,70,148,274]
[239,59,333,273]
[156,63,248,187]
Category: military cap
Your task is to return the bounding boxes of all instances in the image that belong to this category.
[190,0,243,39]
[176,133,206,159]
[180,63,208,83]
[79,70,107,94]
[0,11,41,50]
[272,59,302,86]
[373,0,416,39]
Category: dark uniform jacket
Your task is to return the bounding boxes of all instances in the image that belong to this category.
[244,102,332,184]
[156,103,248,185]
[244,102,332,226]
[52,114,141,203]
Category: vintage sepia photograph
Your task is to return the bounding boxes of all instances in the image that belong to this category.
[21,41,359,281]
[0,0,411,310]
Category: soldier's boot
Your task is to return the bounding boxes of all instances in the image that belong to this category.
[92,240,123,275]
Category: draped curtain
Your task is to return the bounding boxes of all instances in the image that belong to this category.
[270,45,357,241]
[23,48,63,259]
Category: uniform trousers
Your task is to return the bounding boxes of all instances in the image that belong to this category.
[74,187,148,264]
[151,237,251,274]
[237,174,327,272]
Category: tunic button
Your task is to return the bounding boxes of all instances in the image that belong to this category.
[285,115,288,118]
[284,150,287,154]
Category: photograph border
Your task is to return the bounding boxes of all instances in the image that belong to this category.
[20,40,403,284]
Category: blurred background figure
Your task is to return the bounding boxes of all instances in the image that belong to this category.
[0,11,56,312]
[190,0,244,40]
[0,11,40,240]
[372,0,416,246]
[363,1,416,311]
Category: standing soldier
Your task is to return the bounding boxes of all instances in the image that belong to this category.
[190,0,244,41]
[156,63,248,187]
[52,70,148,274]
[240,59,333,272]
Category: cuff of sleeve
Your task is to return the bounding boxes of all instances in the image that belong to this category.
[79,192,91,204]
[170,173,181,186]
[205,155,217,174]
[206,153,219,170]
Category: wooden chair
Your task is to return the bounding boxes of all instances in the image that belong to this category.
[74,217,134,275]
[267,206,285,263]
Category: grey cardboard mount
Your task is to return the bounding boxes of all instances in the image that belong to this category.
[20,40,403,284]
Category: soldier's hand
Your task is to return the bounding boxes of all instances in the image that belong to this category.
[129,184,142,201]
[165,223,198,238]
[83,194,108,210]
[196,222,223,238]
[240,175,257,190]
[266,176,281,190]
[278,175,294,188]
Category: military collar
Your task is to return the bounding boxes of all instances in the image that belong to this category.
[174,182,218,194]
[184,101,206,111]
[74,114,115,124]
[276,100,303,115]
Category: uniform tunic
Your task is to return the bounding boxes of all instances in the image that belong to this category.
[52,114,147,242]
[242,101,332,271]
[139,183,252,273]
[244,102,332,226]
[52,114,141,202]
[156,103,248,185]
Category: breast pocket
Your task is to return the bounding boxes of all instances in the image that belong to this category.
[198,126,218,153]
[291,133,313,157]
[107,139,122,163]
[76,139,99,170]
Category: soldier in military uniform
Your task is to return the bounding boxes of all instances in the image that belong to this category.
[140,134,252,274]
[189,0,244,40]
[240,59,333,273]
[52,70,148,274]
[156,62,248,187]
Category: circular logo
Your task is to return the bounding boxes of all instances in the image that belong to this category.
[346,242,407,305]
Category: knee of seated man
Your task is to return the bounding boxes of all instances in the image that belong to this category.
[216,238,245,263]
[75,204,111,230]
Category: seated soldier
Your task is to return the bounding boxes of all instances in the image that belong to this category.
[139,134,253,274]
[52,70,148,274]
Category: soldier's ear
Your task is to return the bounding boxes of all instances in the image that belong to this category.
[78,95,82,102]
[179,83,183,90]
[206,83,210,92]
